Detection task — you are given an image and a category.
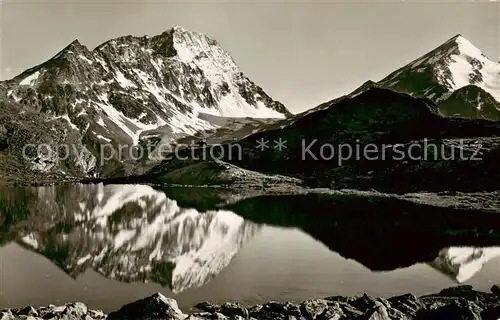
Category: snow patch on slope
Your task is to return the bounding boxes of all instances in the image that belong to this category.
[443,36,500,101]
[115,70,137,89]
[172,27,286,119]
[78,55,94,64]
[21,233,39,249]
[94,93,165,145]
[55,115,79,131]
[215,90,285,119]
[19,71,41,86]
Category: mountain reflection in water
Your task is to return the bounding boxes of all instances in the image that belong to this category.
[0,184,499,312]
[1,184,259,294]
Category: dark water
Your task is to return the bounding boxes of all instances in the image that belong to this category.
[0,184,499,313]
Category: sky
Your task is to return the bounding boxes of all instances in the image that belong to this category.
[0,0,498,113]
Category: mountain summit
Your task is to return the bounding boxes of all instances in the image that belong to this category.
[341,34,500,120]
[379,34,500,103]
[2,26,290,149]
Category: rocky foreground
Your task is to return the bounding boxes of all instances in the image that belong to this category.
[2,285,500,319]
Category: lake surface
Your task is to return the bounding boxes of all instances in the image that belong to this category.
[0,184,499,313]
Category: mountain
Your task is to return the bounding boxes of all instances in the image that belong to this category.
[348,35,500,120]
[148,87,500,192]
[0,26,290,179]
[2,183,260,293]
[2,32,500,186]
[262,34,500,125]
[379,35,499,102]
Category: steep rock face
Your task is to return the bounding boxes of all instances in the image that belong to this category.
[0,26,289,178]
[0,100,96,181]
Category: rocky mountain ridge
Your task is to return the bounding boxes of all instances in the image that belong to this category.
[1,32,500,187]
[0,26,290,179]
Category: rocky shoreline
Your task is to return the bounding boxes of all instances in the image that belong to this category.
[1,285,499,319]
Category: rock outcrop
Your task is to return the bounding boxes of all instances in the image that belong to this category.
[2,285,500,319]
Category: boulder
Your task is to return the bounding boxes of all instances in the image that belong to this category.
[195,302,221,314]
[300,299,328,319]
[261,301,302,317]
[361,301,390,320]
[107,292,186,320]
[424,300,482,320]
[491,285,500,297]
[17,306,38,317]
[387,293,424,317]
[317,303,344,320]
[0,310,15,320]
[219,302,248,318]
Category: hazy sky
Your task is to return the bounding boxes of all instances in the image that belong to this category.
[1,0,498,113]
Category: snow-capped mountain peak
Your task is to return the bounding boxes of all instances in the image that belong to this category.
[446,34,488,58]
[169,26,237,68]
[1,26,289,175]
[439,35,499,97]
[379,34,500,103]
